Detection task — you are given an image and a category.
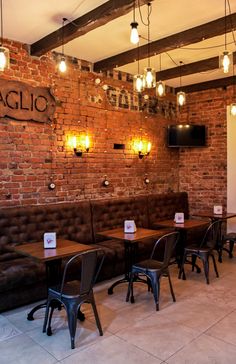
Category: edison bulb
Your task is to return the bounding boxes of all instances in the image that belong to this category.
[0,50,7,71]
[230,103,236,116]
[222,53,230,73]
[59,58,67,73]
[130,22,139,44]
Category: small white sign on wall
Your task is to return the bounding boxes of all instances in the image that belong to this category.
[44,232,57,249]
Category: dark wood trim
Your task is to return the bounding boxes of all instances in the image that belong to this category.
[94,13,236,72]
[158,53,236,81]
[30,0,150,57]
[175,76,236,94]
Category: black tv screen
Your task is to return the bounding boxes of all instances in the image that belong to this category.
[167,124,206,147]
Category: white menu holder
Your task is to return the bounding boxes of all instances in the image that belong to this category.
[124,220,137,233]
[174,212,184,224]
[44,232,57,249]
[213,205,223,215]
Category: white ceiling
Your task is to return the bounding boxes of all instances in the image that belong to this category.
[4,0,236,87]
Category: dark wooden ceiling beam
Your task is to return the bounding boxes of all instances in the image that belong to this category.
[158,53,236,80]
[31,0,150,57]
[94,13,236,72]
[175,75,236,94]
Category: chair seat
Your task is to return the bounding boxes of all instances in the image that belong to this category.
[185,246,210,254]
[133,259,163,271]
[223,233,236,241]
[49,281,82,299]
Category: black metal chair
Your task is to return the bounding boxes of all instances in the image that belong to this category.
[126,231,180,311]
[220,232,236,260]
[178,220,220,284]
[43,249,104,349]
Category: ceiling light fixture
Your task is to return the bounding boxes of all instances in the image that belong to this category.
[133,42,144,93]
[230,64,236,116]
[59,17,67,73]
[0,0,9,72]
[143,2,156,89]
[156,54,165,97]
[130,0,139,45]
[219,0,232,74]
[177,61,186,107]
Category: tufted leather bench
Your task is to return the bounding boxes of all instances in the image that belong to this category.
[0,192,190,312]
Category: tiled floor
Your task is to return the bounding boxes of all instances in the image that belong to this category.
[1,252,236,364]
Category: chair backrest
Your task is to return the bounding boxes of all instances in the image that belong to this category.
[150,231,179,268]
[60,249,104,296]
[200,220,221,249]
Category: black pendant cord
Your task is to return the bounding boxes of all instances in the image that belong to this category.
[224,0,227,50]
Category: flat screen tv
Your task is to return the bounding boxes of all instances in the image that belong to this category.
[167,124,206,147]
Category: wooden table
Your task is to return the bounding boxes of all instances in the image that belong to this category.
[13,239,94,320]
[97,227,170,295]
[193,211,236,261]
[153,219,209,271]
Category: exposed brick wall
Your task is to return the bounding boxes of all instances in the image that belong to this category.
[0,40,179,207]
[178,89,228,214]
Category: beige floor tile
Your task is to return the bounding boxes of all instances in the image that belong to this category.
[0,315,22,342]
[116,314,200,361]
[60,335,162,364]
[166,333,236,364]
[26,310,111,361]
[0,333,57,364]
[206,310,236,346]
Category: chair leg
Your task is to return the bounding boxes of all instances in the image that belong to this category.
[211,253,219,278]
[167,272,176,302]
[191,254,197,271]
[229,240,235,258]
[90,296,103,336]
[65,302,78,350]
[42,299,50,333]
[46,304,55,336]
[178,252,186,280]
[202,257,209,284]
[149,274,159,311]
[129,272,135,304]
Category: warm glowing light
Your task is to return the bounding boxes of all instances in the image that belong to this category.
[134,139,152,159]
[156,81,165,97]
[71,136,77,149]
[133,74,144,93]
[177,91,186,106]
[85,135,90,151]
[230,103,236,116]
[130,22,139,44]
[143,67,156,89]
[222,52,230,73]
[0,47,9,71]
[59,58,67,73]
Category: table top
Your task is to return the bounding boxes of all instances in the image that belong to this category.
[97,227,171,242]
[154,219,209,230]
[193,211,236,220]
[12,239,94,262]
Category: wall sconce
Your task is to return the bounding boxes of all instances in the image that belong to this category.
[138,140,152,159]
[68,135,90,157]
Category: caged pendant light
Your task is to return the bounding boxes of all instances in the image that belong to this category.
[143,2,156,89]
[58,17,67,73]
[130,0,139,45]
[177,61,186,106]
[133,42,144,93]
[0,0,9,72]
[219,0,233,74]
[156,54,165,97]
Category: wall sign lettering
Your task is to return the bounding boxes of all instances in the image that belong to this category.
[0,79,56,122]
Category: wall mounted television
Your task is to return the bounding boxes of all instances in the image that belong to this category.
[167,124,207,147]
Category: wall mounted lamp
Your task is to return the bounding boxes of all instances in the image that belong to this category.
[69,135,90,157]
[0,0,9,72]
[138,140,152,159]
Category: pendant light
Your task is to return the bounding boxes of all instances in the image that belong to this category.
[230,65,236,116]
[58,17,67,73]
[177,61,186,106]
[130,0,139,45]
[143,2,156,89]
[0,0,9,72]
[133,42,144,93]
[156,54,165,97]
[219,0,232,74]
